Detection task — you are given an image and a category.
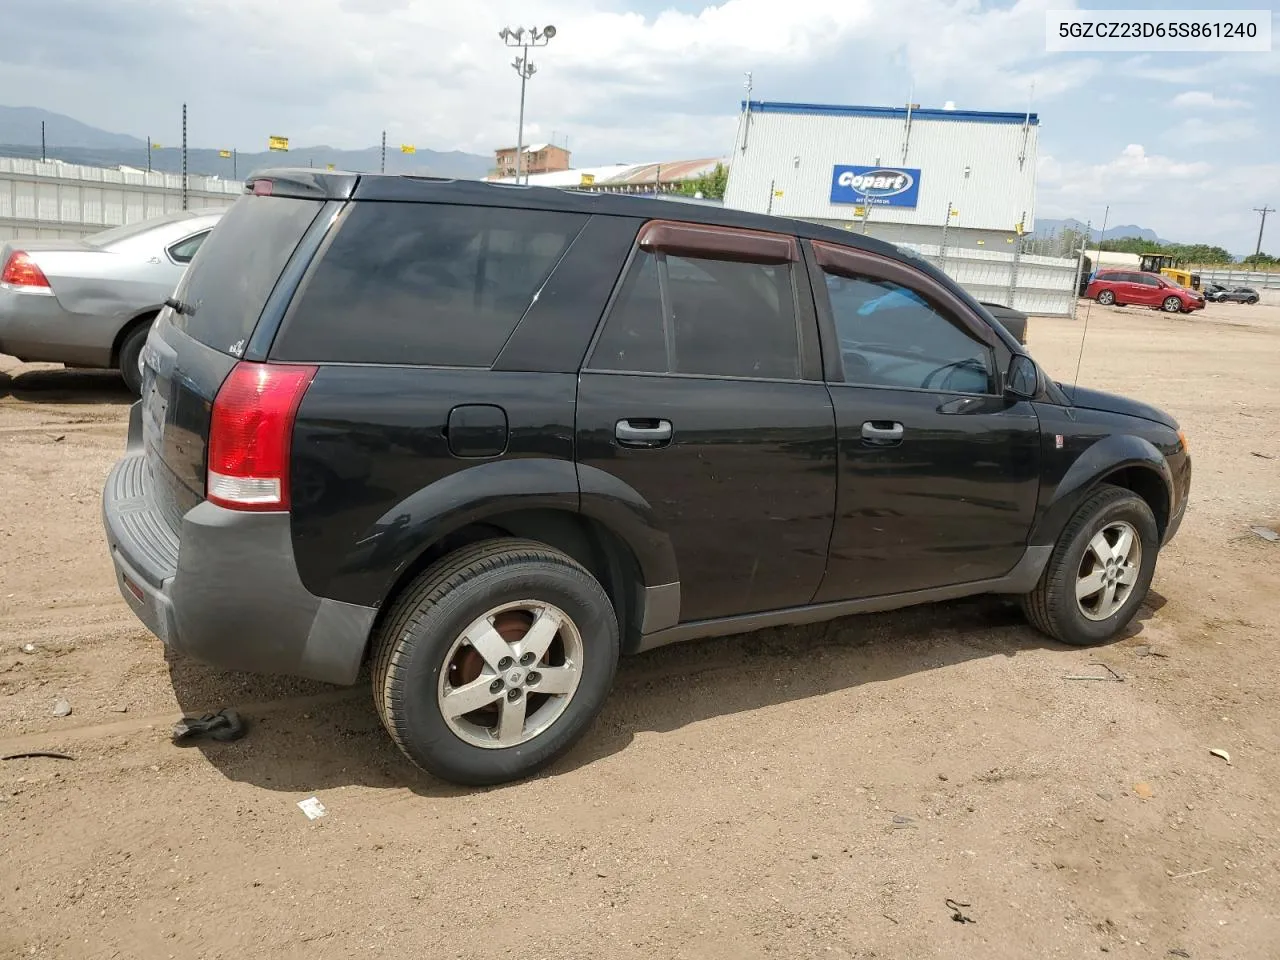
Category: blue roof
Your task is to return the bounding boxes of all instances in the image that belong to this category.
[741,100,1040,126]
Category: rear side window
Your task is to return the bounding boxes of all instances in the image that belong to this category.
[167,230,209,264]
[589,251,801,380]
[170,196,322,355]
[272,203,588,367]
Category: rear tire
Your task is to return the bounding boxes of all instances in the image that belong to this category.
[1247,296,1258,305]
[370,538,619,786]
[118,322,151,395]
[1021,486,1159,647]
[1097,290,1116,306]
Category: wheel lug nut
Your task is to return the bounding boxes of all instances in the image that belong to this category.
[519,652,536,666]
[526,671,541,686]
[498,656,514,670]
[507,689,522,702]
[489,678,504,693]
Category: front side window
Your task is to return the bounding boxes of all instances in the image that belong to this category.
[589,250,801,380]
[823,272,994,395]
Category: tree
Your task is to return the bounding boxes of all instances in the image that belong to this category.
[1093,237,1233,264]
[678,162,728,200]
[1242,252,1279,267]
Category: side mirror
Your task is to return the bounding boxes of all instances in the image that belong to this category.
[1005,353,1039,400]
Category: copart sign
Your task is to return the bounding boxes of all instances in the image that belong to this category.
[830,165,922,208]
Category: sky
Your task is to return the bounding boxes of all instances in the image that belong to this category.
[3,0,1278,254]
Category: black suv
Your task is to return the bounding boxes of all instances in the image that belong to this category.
[103,170,1191,785]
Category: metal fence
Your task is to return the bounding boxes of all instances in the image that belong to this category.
[0,155,241,242]
[1190,267,1280,290]
[898,242,1080,316]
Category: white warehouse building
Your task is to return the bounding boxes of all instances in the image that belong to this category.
[723,101,1040,251]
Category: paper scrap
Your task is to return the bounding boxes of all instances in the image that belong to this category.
[297,796,328,820]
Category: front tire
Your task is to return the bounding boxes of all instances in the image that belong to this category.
[370,538,619,786]
[1162,296,1183,313]
[1097,290,1116,306]
[118,322,151,395]
[1021,486,1159,647]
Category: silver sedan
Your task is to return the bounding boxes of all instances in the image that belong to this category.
[0,208,226,393]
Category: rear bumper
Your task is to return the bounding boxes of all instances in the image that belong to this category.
[102,407,377,685]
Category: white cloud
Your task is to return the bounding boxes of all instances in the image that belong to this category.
[3,0,1098,163]
[1037,145,1278,252]
[1170,90,1248,110]
[1123,53,1279,86]
[1168,117,1259,145]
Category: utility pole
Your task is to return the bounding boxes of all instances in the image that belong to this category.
[147,136,152,173]
[500,25,557,184]
[1254,205,1275,257]
[1070,219,1092,321]
[40,121,46,162]
[381,130,386,174]
[233,149,237,180]
[181,103,188,210]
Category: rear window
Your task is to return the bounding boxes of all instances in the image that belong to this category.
[270,202,588,367]
[169,195,323,355]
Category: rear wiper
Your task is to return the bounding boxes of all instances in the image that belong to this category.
[164,296,196,316]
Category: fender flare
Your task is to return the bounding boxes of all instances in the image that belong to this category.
[335,459,680,609]
[1030,433,1173,546]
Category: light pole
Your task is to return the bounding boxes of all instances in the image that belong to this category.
[498,25,556,184]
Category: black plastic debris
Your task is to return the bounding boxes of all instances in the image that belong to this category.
[171,708,247,745]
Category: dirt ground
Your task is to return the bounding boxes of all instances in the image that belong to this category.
[2,298,1278,960]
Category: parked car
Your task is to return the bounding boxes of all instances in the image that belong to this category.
[977,301,1028,344]
[1084,269,1205,314]
[102,170,1192,786]
[1203,284,1260,304]
[0,209,226,392]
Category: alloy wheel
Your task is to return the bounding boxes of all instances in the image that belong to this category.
[1075,521,1142,621]
[437,600,584,749]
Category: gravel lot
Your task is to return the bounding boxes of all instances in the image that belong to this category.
[2,299,1278,960]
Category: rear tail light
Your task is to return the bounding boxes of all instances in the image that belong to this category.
[1,251,51,290]
[207,361,317,511]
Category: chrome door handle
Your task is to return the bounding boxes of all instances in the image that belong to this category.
[861,421,904,445]
[615,419,673,447]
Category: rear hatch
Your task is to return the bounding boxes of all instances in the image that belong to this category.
[140,191,329,527]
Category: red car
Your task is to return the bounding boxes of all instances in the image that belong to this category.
[1085,269,1205,313]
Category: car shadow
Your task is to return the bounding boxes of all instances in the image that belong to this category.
[168,592,1164,798]
[0,367,133,404]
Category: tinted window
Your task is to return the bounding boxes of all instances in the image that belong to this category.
[167,230,209,264]
[823,273,993,394]
[590,253,667,373]
[589,251,800,380]
[1137,274,1162,287]
[274,203,587,367]
[1099,272,1129,283]
[170,196,322,355]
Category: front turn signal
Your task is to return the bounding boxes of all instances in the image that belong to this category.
[1178,430,1190,453]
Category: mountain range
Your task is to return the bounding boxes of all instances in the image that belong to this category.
[0,105,494,180]
[1033,218,1164,244]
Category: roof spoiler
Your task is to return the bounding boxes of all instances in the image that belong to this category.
[242,168,359,202]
